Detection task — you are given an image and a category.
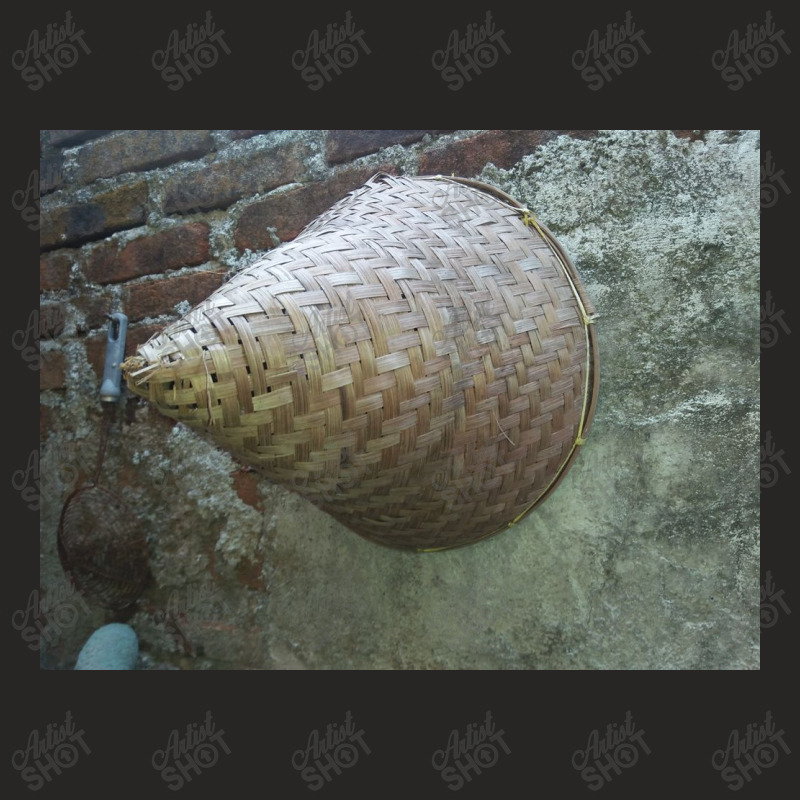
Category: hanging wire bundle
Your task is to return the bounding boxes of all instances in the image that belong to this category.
[58,405,150,607]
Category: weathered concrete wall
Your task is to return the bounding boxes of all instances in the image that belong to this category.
[37,130,759,669]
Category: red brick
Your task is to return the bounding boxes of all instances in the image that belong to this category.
[43,130,113,148]
[74,130,215,184]
[232,468,263,512]
[40,350,66,390]
[84,224,210,285]
[236,557,265,590]
[40,250,74,292]
[672,130,707,141]
[124,270,225,322]
[40,179,148,250]
[73,291,112,332]
[82,240,121,285]
[418,130,599,175]
[163,139,311,214]
[326,130,452,164]
[419,131,512,175]
[234,163,398,251]
[228,130,273,141]
[85,334,105,381]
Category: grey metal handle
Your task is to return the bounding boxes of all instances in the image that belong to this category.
[100,313,128,402]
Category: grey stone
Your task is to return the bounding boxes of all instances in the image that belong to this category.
[75,623,139,670]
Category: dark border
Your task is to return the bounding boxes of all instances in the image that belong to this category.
[8,2,792,795]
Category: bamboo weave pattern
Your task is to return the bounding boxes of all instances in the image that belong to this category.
[124,174,598,550]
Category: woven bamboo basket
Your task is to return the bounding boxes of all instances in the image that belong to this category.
[123,173,598,551]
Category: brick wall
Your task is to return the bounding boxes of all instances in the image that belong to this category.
[39,129,606,440]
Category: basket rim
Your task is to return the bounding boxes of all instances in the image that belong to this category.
[406,174,600,551]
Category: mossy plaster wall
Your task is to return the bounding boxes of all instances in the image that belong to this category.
[40,130,759,669]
